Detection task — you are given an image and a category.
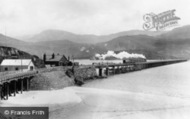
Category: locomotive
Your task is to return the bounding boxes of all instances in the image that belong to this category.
[123,57,147,64]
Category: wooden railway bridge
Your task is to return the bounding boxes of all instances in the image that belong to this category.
[94,59,188,77]
[0,71,37,100]
[0,59,188,101]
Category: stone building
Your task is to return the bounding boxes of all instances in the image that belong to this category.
[43,53,72,67]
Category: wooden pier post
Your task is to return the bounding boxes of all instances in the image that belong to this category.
[112,66,115,75]
[5,83,9,100]
[99,68,102,77]
[1,84,5,100]
[124,66,127,73]
[29,78,31,90]
[21,79,23,94]
[115,66,118,74]
[118,66,121,74]
[105,67,109,76]
[121,66,124,73]
[8,82,12,96]
[0,85,2,100]
[26,78,30,91]
[122,66,125,73]
[114,66,117,74]
[16,80,19,94]
[13,80,16,96]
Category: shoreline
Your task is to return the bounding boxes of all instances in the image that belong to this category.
[1,61,190,119]
[2,85,190,119]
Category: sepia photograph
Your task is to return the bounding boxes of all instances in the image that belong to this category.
[0,0,190,119]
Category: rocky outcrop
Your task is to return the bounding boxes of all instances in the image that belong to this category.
[66,66,97,85]
[0,46,31,58]
[0,46,45,68]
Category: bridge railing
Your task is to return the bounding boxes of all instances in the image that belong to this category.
[0,71,37,84]
[0,70,24,76]
[0,59,187,84]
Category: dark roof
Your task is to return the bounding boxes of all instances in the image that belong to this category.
[46,55,68,62]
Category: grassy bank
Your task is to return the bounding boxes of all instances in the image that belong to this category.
[30,67,75,90]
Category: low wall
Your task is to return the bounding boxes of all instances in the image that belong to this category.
[72,66,97,84]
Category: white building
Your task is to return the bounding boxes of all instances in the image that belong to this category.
[0,59,35,72]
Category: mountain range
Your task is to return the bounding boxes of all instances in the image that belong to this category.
[19,29,165,44]
[1,25,190,59]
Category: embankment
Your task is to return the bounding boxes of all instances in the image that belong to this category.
[72,66,97,85]
[30,66,97,90]
[30,67,75,90]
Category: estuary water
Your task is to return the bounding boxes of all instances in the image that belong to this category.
[1,60,190,119]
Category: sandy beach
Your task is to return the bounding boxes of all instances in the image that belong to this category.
[1,61,190,119]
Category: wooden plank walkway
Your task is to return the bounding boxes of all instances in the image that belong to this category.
[0,71,37,84]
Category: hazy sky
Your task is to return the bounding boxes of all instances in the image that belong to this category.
[0,0,189,37]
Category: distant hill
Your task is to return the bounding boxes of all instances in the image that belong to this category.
[102,35,156,51]
[0,33,38,55]
[0,34,28,46]
[102,30,165,42]
[20,29,164,44]
[96,35,163,59]
[1,25,190,60]
[32,40,107,59]
[23,30,99,44]
[158,25,190,40]
[0,34,45,68]
[0,33,96,59]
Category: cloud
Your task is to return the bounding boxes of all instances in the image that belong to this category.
[0,0,189,37]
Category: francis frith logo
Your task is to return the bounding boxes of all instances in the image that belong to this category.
[143,9,180,31]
